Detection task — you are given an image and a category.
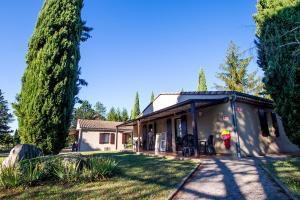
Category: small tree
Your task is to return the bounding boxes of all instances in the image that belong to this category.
[107,107,116,121]
[94,101,106,120]
[150,92,155,103]
[131,92,140,119]
[197,67,207,91]
[122,108,129,122]
[215,41,263,95]
[0,89,13,143]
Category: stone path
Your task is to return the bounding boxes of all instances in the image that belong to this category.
[173,157,290,200]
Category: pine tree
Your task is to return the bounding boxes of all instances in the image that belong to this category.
[74,100,96,120]
[94,101,106,120]
[131,92,140,119]
[150,92,155,103]
[197,67,207,91]
[215,41,263,95]
[107,107,116,121]
[255,0,300,146]
[121,108,129,122]
[13,0,91,154]
[115,108,122,122]
[0,89,13,142]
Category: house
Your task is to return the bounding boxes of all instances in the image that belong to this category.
[117,91,299,157]
[77,119,133,151]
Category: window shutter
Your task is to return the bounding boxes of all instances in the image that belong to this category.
[99,133,104,144]
[258,109,270,137]
[271,112,280,137]
[110,133,115,144]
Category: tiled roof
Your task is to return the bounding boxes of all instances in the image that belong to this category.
[77,119,132,131]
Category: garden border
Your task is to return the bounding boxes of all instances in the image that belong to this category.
[166,161,201,200]
[258,159,298,200]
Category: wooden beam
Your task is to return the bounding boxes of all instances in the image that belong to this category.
[137,120,141,152]
[191,102,199,157]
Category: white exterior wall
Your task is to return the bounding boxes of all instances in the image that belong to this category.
[79,130,131,152]
[143,94,228,115]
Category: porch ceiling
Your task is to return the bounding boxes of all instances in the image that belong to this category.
[118,97,229,127]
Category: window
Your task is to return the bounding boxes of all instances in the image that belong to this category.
[99,133,110,144]
[258,109,270,137]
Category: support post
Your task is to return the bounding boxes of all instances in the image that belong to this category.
[78,128,82,151]
[116,127,119,150]
[230,94,241,158]
[131,131,134,151]
[191,102,199,157]
[137,120,141,152]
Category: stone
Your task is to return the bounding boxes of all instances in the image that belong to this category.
[1,144,43,168]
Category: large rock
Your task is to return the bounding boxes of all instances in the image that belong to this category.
[2,144,43,168]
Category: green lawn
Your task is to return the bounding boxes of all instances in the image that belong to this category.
[266,158,300,199]
[0,152,198,200]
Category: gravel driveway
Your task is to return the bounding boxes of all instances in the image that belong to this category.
[173,157,290,200]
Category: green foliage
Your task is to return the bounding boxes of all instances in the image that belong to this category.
[74,100,96,120]
[115,108,122,122]
[0,165,21,188]
[255,0,300,146]
[21,160,44,185]
[107,107,116,121]
[53,160,80,182]
[0,89,13,143]
[197,67,207,91]
[82,157,119,180]
[121,108,129,122]
[150,91,155,103]
[13,0,91,155]
[13,129,20,145]
[131,92,140,119]
[94,101,106,120]
[215,41,264,96]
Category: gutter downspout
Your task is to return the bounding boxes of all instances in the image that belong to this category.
[230,93,241,158]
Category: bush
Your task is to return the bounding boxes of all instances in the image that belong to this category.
[0,155,119,189]
[82,157,119,180]
[0,165,21,188]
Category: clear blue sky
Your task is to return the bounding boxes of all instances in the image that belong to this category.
[0,0,259,130]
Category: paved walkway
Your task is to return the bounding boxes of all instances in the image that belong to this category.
[173,157,290,200]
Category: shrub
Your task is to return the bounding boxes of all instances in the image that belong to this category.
[83,157,119,180]
[21,160,44,185]
[0,165,21,188]
[53,159,80,182]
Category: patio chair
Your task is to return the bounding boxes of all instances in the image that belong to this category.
[207,135,216,155]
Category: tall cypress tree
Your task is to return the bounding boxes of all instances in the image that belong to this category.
[121,108,129,122]
[255,0,300,146]
[150,91,155,103]
[13,0,91,154]
[197,67,207,92]
[132,92,140,119]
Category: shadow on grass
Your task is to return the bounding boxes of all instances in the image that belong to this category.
[0,152,197,200]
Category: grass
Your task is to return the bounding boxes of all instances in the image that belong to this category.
[0,152,197,200]
[265,158,300,199]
